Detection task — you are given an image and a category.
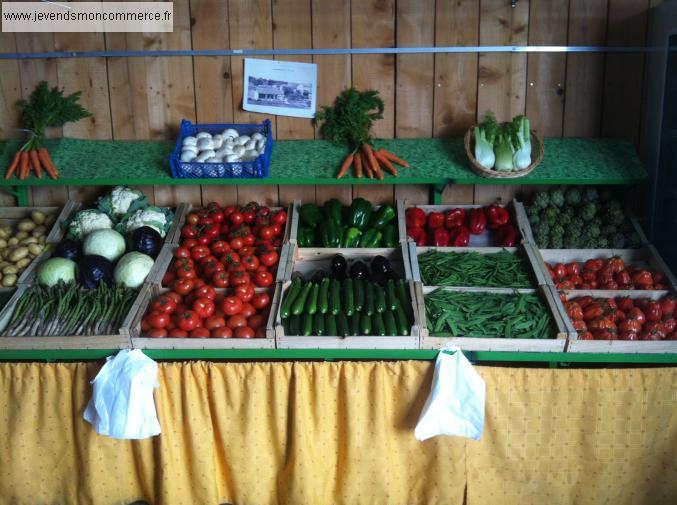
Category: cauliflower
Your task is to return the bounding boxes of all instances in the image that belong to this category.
[67,209,114,240]
[97,185,148,217]
[117,206,174,238]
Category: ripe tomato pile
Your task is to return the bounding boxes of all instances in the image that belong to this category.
[564,295,676,341]
[141,283,272,338]
[547,257,669,290]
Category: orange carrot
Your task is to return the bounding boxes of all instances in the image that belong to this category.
[4,151,21,180]
[374,151,398,176]
[354,152,363,178]
[336,153,354,179]
[362,144,383,180]
[18,151,29,180]
[29,149,42,179]
[38,148,58,180]
[377,148,409,168]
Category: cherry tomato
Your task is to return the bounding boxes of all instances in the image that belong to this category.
[211,240,230,256]
[204,315,226,330]
[211,326,232,338]
[241,254,260,271]
[242,209,255,224]
[259,226,275,241]
[227,314,247,329]
[212,271,230,288]
[257,248,279,267]
[146,328,168,338]
[221,296,243,316]
[190,327,211,338]
[181,239,198,249]
[223,205,237,217]
[201,223,220,240]
[229,237,244,250]
[239,302,256,319]
[197,235,211,246]
[174,246,191,259]
[254,270,273,287]
[235,283,255,302]
[229,211,244,226]
[192,297,215,319]
[271,209,287,225]
[241,234,255,247]
[229,271,251,286]
[167,328,189,338]
[181,224,198,239]
[176,310,201,331]
[251,292,271,310]
[248,314,266,330]
[234,326,255,338]
[173,279,195,296]
[186,212,200,225]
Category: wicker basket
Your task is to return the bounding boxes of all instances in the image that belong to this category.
[463,125,543,179]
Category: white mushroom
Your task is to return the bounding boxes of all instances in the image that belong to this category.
[180,151,197,162]
[182,144,198,154]
[208,156,222,163]
[244,140,257,150]
[256,139,267,151]
[243,149,259,161]
[225,154,241,162]
[222,128,239,140]
[211,134,224,149]
[233,145,245,156]
[196,152,213,162]
[235,135,250,146]
[251,132,264,141]
[197,138,214,151]
[196,131,212,140]
[182,136,198,146]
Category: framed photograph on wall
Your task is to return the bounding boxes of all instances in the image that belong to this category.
[243,58,317,119]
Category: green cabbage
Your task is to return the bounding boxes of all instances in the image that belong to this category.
[37,257,77,287]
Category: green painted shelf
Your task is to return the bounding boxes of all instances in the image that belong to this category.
[0,137,648,187]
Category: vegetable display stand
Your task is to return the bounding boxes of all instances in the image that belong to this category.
[417,284,575,352]
[128,283,278,349]
[560,290,677,354]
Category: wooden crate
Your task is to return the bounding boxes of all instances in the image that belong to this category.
[129,283,278,349]
[417,284,574,352]
[408,241,546,288]
[396,200,532,247]
[533,246,677,291]
[289,199,404,246]
[560,290,677,354]
[274,279,420,349]
[0,284,134,349]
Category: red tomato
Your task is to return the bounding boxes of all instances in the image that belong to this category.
[174,246,191,259]
[572,319,587,332]
[192,297,215,319]
[619,318,643,332]
[175,265,196,279]
[614,270,631,286]
[553,263,567,281]
[223,205,237,217]
[565,262,580,277]
[234,283,255,302]
[190,327,211,338]
[254,270,273,287]
[619,331,639,341]
[212,271,230,288]
[255,327,267,338]
[616,297,634,312]
[271,209,287,225]
[578,331,594,340]
[258,248,279,267]
[229,271,251,286]
[251,292,270,310]
[201,223,220,239]
[145,311,170,329]
[176,310,201,331]
[167,328,189,338]
[211,240,230,255]
[259,226,275,241]
[248,314,266,330]
[193,286,216,302]
[241,234,255,247]
[229,211,244,226]
[640,321,666,340]
[241,254,260,271]
[186,212,200,225]
[173,279,195,296]
[632,270,654,288]
[181,224,199,239]
[564,301,584,321]
[182,238,198,249]
[221,296,243,316]
[239,302,256,319]
[584,259,603,272]
[645,301,663,322]
[576,296,593,308]
[228,261,246,273]
[592,328,618,340]
[151,295,177,314]
[660,297,676,317]
[227,315,247,329]
[166,291,183,304]
[588,317,616,331]
[229,237,244,250]
[193,278,206,288]
[202,259,224,278]
[146,328,168,338]
[204,315,226,330]
[211,326,232,338]
[662,318,676,334]
[234,326,255,338]
[190,245,210,261]
[583,304,603,321]
[627,307,646,324]
[162,271,176,287]
[220,251,240,266]
[607,256,625,274]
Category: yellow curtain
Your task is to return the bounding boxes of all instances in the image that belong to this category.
[0,362,674,505]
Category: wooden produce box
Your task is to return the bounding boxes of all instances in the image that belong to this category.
[274,245,420,348]
[288,199,404,246]
[408,241,546,288]
[559,289,677,354]
[0,284,134,349]
[129,283,278,349]
[417,284,575,352]
[396,200,533,247]
[533,246,677,291]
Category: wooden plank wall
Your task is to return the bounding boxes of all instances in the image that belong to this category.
[0,0,656,208]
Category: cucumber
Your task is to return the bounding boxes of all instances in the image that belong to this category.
[302,312,313,336]
[292,281,313,316]
[397,279,413,320]
[383,311,397,336]
[318,277,330,314]
[349,313,360,336]
[282,317,290,335]
[372,312,386,336]
[289,314,301,336]
[336,312,349,337]
[305,282,319,315]
[386,279,398,311]
[364,281,375,316]
[353,278,365,312]
[344,279,355,316]
[329,279,341,315]
[375,285,386,314]
[360,312,372,336]
[325,313,337,336]
[280,277,302,319]
[394,308,409,336]
[313,312,325,336]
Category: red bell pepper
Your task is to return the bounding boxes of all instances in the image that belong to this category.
[449,226,470,247]
[405,207,426,229]
[407,226,426,246]
[467,208,486,235]
[431,227,450,247]
[426,211,445,229]
[444,208,466,229]
[495,223,517,247]
[484,204,509,230]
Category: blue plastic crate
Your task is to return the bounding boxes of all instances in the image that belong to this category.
[169,119,273,179]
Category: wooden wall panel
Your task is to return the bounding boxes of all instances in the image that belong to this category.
[0,34,22,205]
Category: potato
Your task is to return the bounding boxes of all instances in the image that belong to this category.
[15,231,28,240]
[2,274,17,287]
[17,220,36,232]
[0,225,11,235]
[32,225,47,237]
[37,236,46,244]
[0,230,7,240]
[0,239,6,249]
[28,244,43,256]
[15,258,31,269]
[7,237,18,246]
[19,237,37,245]
[30,210,46,225]
[44,215,56,227]
[8,247,28,262]
[2,265,18,275]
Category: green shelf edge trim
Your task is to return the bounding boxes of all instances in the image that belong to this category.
[0,349,675,363]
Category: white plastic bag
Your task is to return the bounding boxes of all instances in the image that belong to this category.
[414,345,486,441]
[83,349,161,440]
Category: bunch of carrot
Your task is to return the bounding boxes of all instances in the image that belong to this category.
[4,145,59,180]
[336,144,409,180]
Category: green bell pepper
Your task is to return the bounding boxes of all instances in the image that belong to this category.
[360,228,382,248]
[300,203,322,228]
[343,227,362,248]
[348,198,373,230]
[370,204,396,230]
[381,223,398,248]
[323,198,343,226]
[297,226,315,247]
[322,219,343,248]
